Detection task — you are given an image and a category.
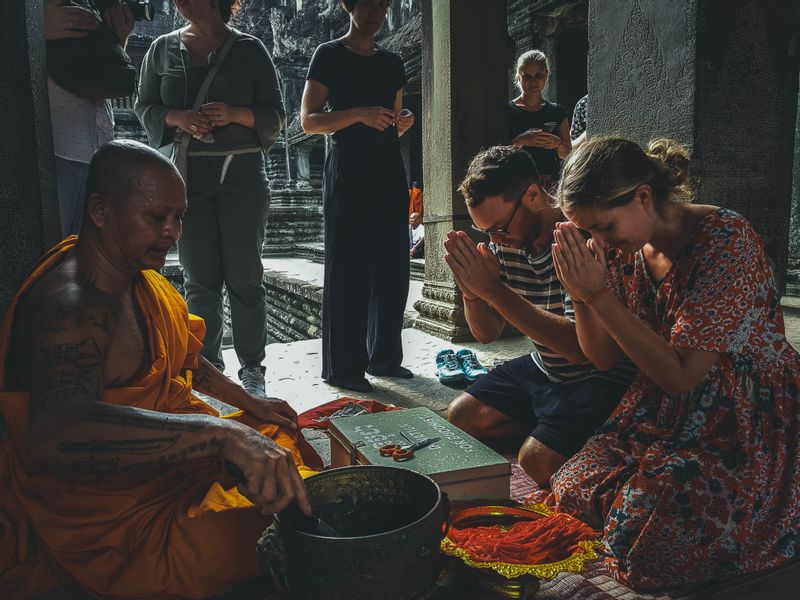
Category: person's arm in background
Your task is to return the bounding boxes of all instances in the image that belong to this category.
[44,0,100,40]
[102,2,134,47]
[571,130,587,148]
[393,89,414,137]
[555,117,572,159]
[301,80,396,134]
[410,237,424,258]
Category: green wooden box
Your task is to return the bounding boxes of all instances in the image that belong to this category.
[328,407,511,501]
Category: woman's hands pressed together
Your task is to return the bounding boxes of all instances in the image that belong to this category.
[551,222,608,303]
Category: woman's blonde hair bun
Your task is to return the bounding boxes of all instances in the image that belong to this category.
[645,138,694,199]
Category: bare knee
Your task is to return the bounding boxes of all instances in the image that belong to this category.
[447,392,481,435]
[448,393,490,436]
[518,438,567,487]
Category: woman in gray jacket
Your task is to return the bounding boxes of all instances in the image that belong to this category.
[135,0,284,398]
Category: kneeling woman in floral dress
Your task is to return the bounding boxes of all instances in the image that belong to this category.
[550,136,799,589]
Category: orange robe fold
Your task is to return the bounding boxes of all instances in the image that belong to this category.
[0,238,315,599]
[408,187,423,219]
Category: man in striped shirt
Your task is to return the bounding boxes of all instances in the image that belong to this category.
[444,146,634,486]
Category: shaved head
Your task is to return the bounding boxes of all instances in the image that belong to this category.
[86,140,182,206]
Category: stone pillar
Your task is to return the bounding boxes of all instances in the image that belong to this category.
[296,144,312,186]
[0,2,60,319]
[589,0,799,293]
[788,86,800,295]
[414,0,507,341]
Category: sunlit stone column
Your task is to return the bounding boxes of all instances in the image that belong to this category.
[414,0,508,341]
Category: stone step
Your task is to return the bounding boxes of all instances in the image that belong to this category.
[411,258,424,281]
[162,257,422,347]
[786,268,800,296]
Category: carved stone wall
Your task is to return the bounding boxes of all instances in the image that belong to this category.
[590,0,696,144]
[789,88,800,295]
[0,2,60,319]
[589,0,799,293]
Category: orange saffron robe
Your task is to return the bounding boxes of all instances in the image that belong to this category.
[0,239,316,599]
[408,187,423,219]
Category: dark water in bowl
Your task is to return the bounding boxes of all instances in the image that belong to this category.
[311,497,427,537]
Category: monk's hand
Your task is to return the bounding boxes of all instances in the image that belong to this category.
[242,395,298,432]
[223,421,311,515]
[444,231,502,302]
[552,222,608,302]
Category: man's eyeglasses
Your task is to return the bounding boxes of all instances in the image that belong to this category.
[471,187,526,237]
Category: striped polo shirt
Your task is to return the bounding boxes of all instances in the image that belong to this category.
[493,243,636,386]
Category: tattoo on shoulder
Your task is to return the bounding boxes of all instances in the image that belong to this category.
[30,337,105,422]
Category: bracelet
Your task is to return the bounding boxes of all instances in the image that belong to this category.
[584,287,611,306]
[571,298,585,305]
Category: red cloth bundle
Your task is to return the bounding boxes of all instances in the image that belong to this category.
[297,397,400,430]
[448,513,599,565]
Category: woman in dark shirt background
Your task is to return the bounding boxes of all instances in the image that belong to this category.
[301,0,414,393]
[508,50,571,191]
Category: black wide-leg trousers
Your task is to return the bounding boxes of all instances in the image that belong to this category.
[321,141,410,382]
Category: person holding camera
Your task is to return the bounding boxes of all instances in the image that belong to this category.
[44,0,134,237]
[135,0,285,399]
[302,0,415,393]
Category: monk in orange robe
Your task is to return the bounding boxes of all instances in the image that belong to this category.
[408,181,423,220]
[0,140,316,600]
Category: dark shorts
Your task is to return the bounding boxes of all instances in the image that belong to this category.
[465,355,628,457]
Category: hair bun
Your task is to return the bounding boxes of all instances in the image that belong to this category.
[645,138,694,199]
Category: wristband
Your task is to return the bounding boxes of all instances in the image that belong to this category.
[585,287,611,306]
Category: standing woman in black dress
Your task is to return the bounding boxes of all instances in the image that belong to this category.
[508,50,572,191]
[301,0,414,392]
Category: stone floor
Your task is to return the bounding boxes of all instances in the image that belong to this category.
[222,296,800,418]
[221,327,535,417]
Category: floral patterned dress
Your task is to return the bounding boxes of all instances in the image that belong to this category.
[550,208,799,589]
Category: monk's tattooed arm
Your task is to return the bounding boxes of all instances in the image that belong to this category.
[190,355,237,402]
[27,290,232,473]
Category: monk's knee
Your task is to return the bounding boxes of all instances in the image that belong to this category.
[518,437,568,487]
[447,393,485,436]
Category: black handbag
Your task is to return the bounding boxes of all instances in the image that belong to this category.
[46,1,137,101]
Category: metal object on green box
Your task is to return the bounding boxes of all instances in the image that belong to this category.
[328,407,511,501]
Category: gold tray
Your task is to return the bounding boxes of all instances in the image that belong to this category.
[440,502,602,581]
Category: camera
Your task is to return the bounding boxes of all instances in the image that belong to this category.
[92,0,156,22]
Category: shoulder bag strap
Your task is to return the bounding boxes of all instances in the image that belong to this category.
[172,29,239,179]
[190,28,239,111]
